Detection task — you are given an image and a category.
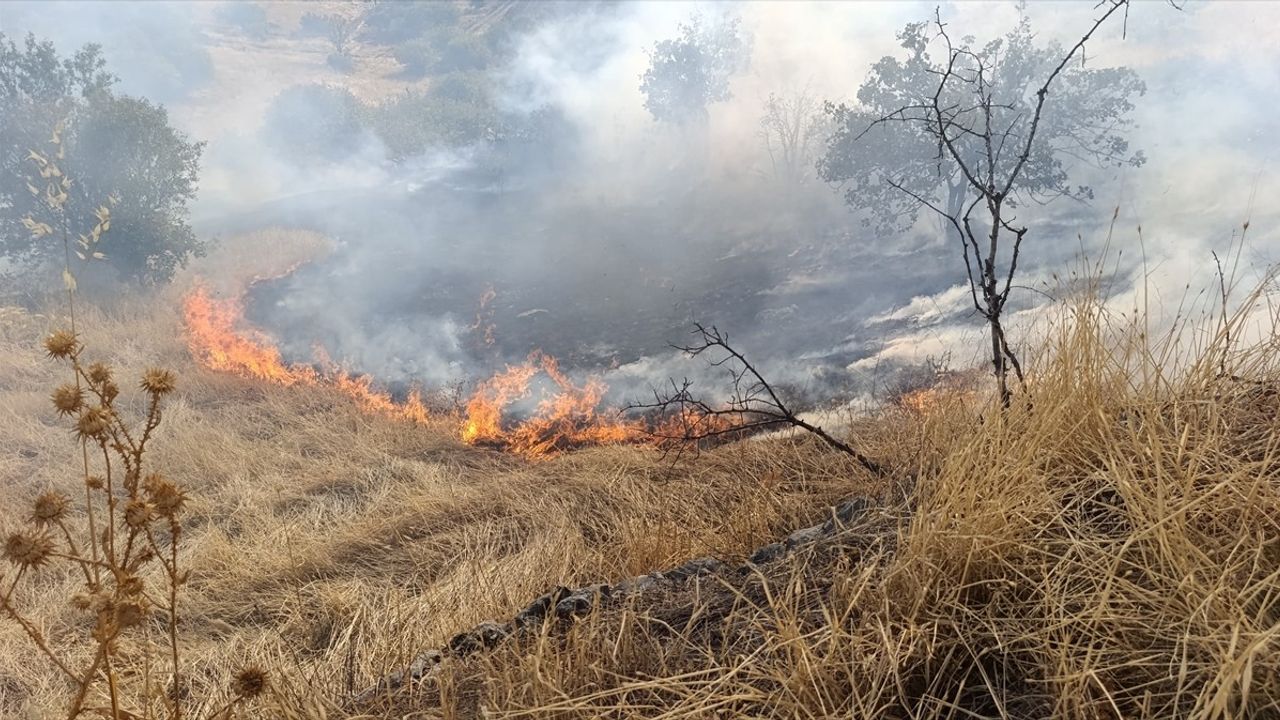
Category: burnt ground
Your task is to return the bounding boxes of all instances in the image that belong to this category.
[210,179,963,406]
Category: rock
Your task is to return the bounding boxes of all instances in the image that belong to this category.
[784,524,824,549]
[554,584,611,619]
[664,557,722,583]
[749,542,786,565]
[515,586,571,628]
[406,649,442,680]
[612,574,658,596]
[448,621,510,657]
[821,497,870,534]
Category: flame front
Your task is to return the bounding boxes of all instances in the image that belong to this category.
[182,284,430,425]
[461,352,643,457]
[182,283,647,458]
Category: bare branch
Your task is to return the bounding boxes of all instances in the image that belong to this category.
[629,324,887,476]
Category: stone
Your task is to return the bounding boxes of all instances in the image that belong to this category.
[554,584,611,619]
[664,557,722,583]
[612,574,658,596]
[515,586,571,628]
[783,524,824,549]
[821,496,870,534]
[749,541,786,565]
[448,621,510,656]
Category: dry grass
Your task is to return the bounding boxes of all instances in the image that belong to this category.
[3,232,1279,718]
[0,234,887,717]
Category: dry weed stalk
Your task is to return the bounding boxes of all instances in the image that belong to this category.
[2,121,268,720]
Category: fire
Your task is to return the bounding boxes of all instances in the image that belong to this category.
[461,351,643,458]
[181,283,649,458]
[469,284,497,348]
[182,284,431,425]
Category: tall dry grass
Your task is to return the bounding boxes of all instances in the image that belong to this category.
[1,231,890,717]
[364,271,1280,719]
[3,229,1279,718]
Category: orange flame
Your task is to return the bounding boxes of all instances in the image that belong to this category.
[180,274,757,458]
[182,284,431,425]
[460,352,644,458]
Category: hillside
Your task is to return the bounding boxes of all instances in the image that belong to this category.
[2,231,1278,718]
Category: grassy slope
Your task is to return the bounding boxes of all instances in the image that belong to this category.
[2,233,1279,718]
[0,231,889,717]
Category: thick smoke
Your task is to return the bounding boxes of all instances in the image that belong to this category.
[4,1,1278,410]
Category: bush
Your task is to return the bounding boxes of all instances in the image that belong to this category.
[390,35,441,78]
[361,1,461,45]
[0,32,204,286]
[215,2,272,40]
[262,83,367,165]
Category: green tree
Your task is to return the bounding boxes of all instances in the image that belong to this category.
[819,10,1145,239]
[0,32,204,285]
[640,15,750,126]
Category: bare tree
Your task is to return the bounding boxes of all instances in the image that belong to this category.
[758,87,827,188]
[830,0,1133,407]
[630,324,887,476]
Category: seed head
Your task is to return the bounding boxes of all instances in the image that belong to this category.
[31,491,70,526]
[145,474,187,517]
[140,368,177,396]
[75,407,109,441]
[86,475,105,490]
[51,384,84,416]
[43,330,77,359]
[123,500,153,529]
[231,666,269,698]
[118,573,144,596]
[4,531,55,568]
[100,380,119,405]
[86,362,112,386]
[114,599,147,629]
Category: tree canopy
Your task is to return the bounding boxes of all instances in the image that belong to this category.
[819,11,1146,238]
[0,32,204,286]
[640,15,750,126]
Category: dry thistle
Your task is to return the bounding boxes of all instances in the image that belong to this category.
[75,407,110,441]
[140,368,177,396]
[43,329,77,359]
[4,531,55,568]
[100,379,120,404]
[30,491,70,526]
[51,384,84,416]
[123,500,153,529]
[231,666,269,698]
[86,475,105,490]
[113,599,148,629]
[144,474,187,518]
[85,361,112,386]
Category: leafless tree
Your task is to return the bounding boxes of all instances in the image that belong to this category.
[629,324,886,476]
[846,0,1132,407]
[759,87,828,188]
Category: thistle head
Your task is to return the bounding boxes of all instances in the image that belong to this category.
[43,330,77,359]
[145,474,187,518]
[85,361,112,386]
[123,500,153,529]
[75,407,110,441]
[51,384,83,416]
[4,531,55,568]
[140,368,177,396]
[30,491,70,526]
[231,666,269,698]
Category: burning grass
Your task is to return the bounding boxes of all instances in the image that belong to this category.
[3,230,1280,718]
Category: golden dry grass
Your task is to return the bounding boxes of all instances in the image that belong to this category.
[2,231,1279,719]
[0,230,889,717]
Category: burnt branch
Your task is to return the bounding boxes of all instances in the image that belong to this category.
[629,324,887,477]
